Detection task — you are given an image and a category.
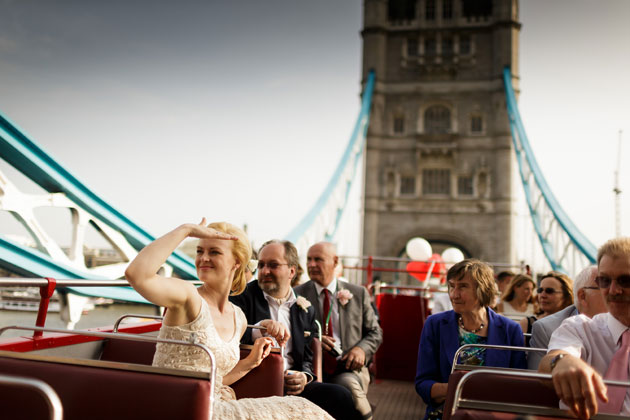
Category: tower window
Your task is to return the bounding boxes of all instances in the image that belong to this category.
[422,169,451,195]
[442,37,453,56]
[460,35,471,55]
[400,176,416,195]
[443,0,453,19]
[394,116,405,134]
[458,176,474,196]
[425,105,451,134]
[388,0,416,20]
[425,0,436,21]
[407,38,418,56]
[471,115,483,133]
[424,38,437,56]
[462,0,492,19]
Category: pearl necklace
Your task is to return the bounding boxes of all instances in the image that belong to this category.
[458,315,484,334]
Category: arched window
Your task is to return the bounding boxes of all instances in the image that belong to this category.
[424,105,451,134]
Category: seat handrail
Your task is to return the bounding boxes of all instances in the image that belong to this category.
[113,314,164,332]
[0,278,203,287]
[0,325,217,419]
[0,373,63,420]
[452,368,630,418]
[451,343,545,373]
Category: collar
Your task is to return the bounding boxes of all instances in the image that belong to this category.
[314,278,338,297]
[262,288,296,307]
[606,312,630,344]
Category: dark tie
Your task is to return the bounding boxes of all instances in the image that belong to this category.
[322,289,337,375]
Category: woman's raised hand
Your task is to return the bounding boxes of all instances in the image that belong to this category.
[245,337,274,369]
[186,218,239,241]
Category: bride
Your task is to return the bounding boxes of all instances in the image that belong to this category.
[125,219,334,420]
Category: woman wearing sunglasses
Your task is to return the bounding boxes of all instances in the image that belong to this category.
[520,271,574,339]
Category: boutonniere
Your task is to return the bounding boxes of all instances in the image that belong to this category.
[295,296,311,312]
[337,289,353,306]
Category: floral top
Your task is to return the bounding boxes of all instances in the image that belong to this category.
[457,326,488,366]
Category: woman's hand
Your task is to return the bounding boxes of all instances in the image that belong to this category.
[244,337,274,369]
[185,218,239,241]
[259,320,290,347]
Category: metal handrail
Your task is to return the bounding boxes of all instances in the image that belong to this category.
[0,373,63,420]
[0,278,203,287]
[452,368,630,418]
[451,343,546,373]
[0,325,217,419]
[113,314,164,332]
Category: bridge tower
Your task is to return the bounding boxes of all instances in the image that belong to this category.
[361,0,520,263]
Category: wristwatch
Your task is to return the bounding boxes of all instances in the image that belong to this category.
[550,353,566,371]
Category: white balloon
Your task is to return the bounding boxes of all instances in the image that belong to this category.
[441,247,465,268]
[406,237,432,261]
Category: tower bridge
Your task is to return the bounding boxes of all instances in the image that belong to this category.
[0,0,599,303]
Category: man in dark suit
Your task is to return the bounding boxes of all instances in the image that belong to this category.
[230,240,356,420]
[295,242,383,420]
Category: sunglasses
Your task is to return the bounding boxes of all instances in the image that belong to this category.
[594,275,630,289]
[257,261,289,270]
[537,287,561,295]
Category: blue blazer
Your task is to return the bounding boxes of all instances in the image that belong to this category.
[415,308,526,418]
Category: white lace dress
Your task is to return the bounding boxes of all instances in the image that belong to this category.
[152,298,333,420]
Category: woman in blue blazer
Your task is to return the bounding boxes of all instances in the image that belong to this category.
[415,259,527,419]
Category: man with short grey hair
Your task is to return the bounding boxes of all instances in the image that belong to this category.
[528,266,606,369]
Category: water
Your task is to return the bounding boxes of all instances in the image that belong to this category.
[0,302,160,338]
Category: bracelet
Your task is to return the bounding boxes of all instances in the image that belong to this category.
[550,353,566,372]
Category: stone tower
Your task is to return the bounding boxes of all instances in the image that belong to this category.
[361,0,520,263]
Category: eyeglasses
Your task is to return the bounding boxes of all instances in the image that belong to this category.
[257,261,289,270]
[537,287,562,295]
[594,275,630,289]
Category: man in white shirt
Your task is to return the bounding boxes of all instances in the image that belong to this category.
[230,240,356,420]
[539,237,630,419]
[295,242,382,420]
[528,265,606,369]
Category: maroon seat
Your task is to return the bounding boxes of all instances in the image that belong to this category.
[100,337,157,365]
[0,353,211,420]
[232,346,284,398]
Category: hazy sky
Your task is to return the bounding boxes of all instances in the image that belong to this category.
[0,0,628,270]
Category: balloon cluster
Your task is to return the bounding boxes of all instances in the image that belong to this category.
[405,238,465,284]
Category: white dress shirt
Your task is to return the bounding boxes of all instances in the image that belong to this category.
[314,278,342,355]
[548,312,630,414]
[252,289,296,371]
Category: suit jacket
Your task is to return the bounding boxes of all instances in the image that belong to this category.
[293,279,383,361]
[527,304,578,370]
[230,281,317,377]
[415,308,527,418]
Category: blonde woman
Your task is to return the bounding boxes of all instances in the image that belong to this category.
[125,219,333,420]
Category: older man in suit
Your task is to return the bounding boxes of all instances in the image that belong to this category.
[294,242,382,420]
[527,265,606,369]
[230,240,356,420]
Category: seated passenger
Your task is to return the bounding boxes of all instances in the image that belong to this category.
[230,240,358,420]
[415,259,527,420]
[527,265,606,369]
[125,219,334,420]
[539,237,630,419]
[496,274,537,321]
[520,271,573,338]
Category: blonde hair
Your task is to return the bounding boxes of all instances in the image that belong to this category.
[597,237,630,265]
[447,259,497,307]
[207,222,251,295]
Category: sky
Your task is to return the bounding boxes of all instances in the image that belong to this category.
[0,0,629,271]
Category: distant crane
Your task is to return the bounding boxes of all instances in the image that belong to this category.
[614,130,623,237]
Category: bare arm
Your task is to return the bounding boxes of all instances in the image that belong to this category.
[125,219,237,321]
[539,350,608,420]
[222,337,273,385]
